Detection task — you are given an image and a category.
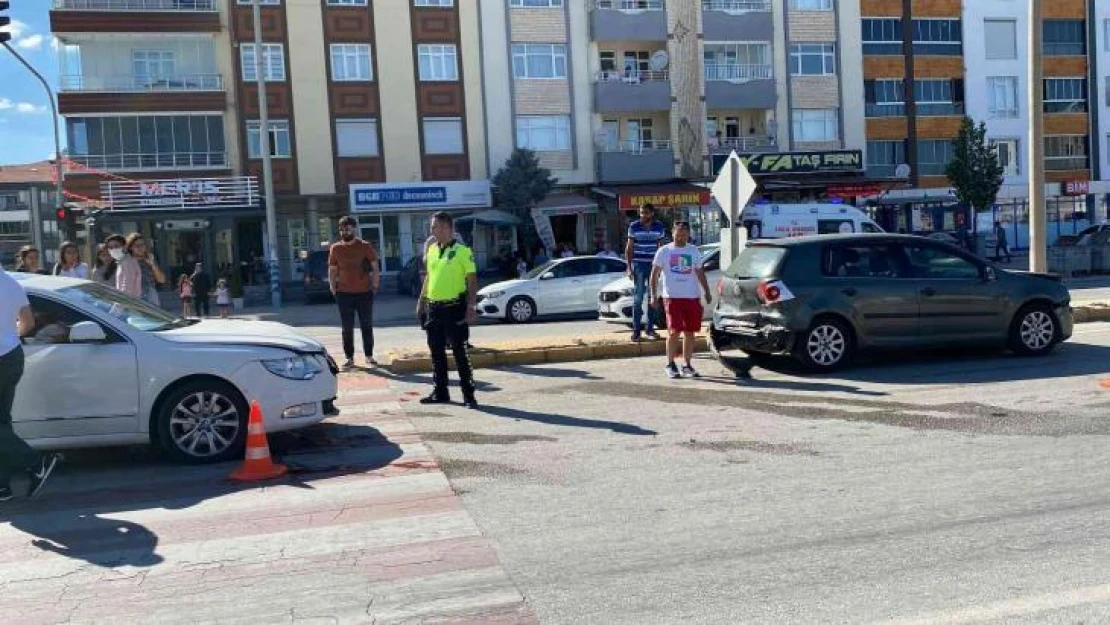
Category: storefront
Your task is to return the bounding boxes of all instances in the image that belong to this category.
[531,195,601,255]
[710,149,900,205]
[348,180,492,273]
[591,183,714,245]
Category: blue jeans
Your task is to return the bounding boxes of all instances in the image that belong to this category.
[631,263,656,335]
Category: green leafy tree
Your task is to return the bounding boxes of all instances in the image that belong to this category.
[491,148,558,249]
[945,117,1005,233]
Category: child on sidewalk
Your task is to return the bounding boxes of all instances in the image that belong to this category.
[178,274,194,318]
[216,278,231,318]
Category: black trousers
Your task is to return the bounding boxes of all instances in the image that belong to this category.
[0,347,41,487]
[336,291,375,360]
[424,300,475,398]
[195,291,211,317]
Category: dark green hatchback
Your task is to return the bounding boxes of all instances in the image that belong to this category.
[709,234,1074,371]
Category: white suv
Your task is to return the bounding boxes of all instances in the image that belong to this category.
[597,244,722,327]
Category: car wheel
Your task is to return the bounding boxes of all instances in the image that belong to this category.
[155,380,248,464]
[1009,304,1059,356]
[506,296,537,323]
[795,317,854,371]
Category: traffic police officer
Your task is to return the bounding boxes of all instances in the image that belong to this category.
[416,212,479,408]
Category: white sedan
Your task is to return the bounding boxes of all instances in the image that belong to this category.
[12,274,339,463]
[477,256,628,323]
[598,244,723,326]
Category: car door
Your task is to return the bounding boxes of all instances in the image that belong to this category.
[904,242,1005,342]
[536,260,585,314]
[582,258,627,311]
[821,242,920,346]
[12,294,141,440]
[699,249,722,318]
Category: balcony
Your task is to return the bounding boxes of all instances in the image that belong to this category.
[60,74,222,93]
[67,152,228,172]
[53,0,216,10]
[1045,156,1088,171]
[702,1,772,41]
[51,0,221,33]
[591,0,667,42]
[597,140,674,183]
[710,136,776,154]
[594,70,671,113]
[704,64,775,109]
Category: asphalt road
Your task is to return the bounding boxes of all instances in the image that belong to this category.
[394,322,1110,624]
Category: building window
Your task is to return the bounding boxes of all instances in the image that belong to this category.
[515,115,571,151]
[511,44,567,79]
[240,43,286,82]
[790,0,832,10]
[866,140,905,177]
[1105,19,1110,51]
[132,50,175,82]
[510,0,563,6]
[66,114,227,170]
[913,19,962,55]
[247,120,292,158]
[862,18,902,55]
[990,138,1020,177]
[988,77,1019,119]
[329,44,373,82]
[917,139,955,176]
[423,118,464,154]
[704,43,772,81]
[789,43,836,76]
[864,79,905,117]
[1044,78,1087,113]
[237,0,279,4]
[984,19,1017,60]
[326,0,366,4]
[915,79,964,116]
[335,119,379,157]
[417,44,459,81]
[1045,135,1088,170]
[791,109,838,142]
[414,0,453,6]
[1044,20,1086,56]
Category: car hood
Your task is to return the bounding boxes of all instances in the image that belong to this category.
[601,276,633,293]
[480,279,531,295]
[1003,269,1063,283]
[157,319,325,352]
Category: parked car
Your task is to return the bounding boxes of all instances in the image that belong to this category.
[397,254,424,298]
[598,244,722,327]
[302,250,332,304]
[709,234,1073,371]
[477,256,627,323]
[12,274,339,463]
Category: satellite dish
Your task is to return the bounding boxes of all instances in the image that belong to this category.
[895,163,911,178]
[649,50,670,71]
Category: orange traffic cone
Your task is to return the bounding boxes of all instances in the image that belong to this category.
[229,401,288,482]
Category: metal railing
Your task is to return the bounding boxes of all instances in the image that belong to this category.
[595,69,669,83]
[704,63,772,82]
[597,139,673,153]
[916,102,965,116]
[53,0,217,10]
[0,202,30,212]
[1044,156,1088,171]
[60,74,223,93]
[595,0,664,10]
[710,136,775,152]
[702,0,770,12]
[67,152,228,171]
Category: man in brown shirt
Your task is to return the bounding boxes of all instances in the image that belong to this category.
[329,215,381,368]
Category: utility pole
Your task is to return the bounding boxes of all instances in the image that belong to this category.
[901,0,918,188]
[253,0,281,308]
[1028,0,1046,272]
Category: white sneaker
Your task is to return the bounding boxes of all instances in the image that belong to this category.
[681,365,700,379]
[665,363,681,379]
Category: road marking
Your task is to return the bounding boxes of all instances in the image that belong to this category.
[874,582,1110,624]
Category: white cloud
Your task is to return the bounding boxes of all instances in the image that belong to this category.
[0,98,11,110]
[4,19,29,40]
[15,102,45,114]
[15,34,44,51]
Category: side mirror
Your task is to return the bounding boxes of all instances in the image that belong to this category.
[540,272,556,281]
[69,321,107,343]
[983,266,998,282]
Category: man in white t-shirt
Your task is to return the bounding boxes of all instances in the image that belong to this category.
[0,269,60,501]
[650,221,712,379]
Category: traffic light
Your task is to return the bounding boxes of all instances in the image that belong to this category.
[55,206,84,238]
[0,2,10,45]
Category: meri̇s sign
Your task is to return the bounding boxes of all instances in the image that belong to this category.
[102,176,259,211]
[618,189,711,210]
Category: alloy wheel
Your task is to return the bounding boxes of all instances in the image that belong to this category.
[806,324,846,367]
[169,391,241,459]
[510,299,534,323]
[1019,310,1055,351]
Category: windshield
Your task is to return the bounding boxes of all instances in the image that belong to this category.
[58,283,192,332]
[725,246,787,279]
[523,260,558,280]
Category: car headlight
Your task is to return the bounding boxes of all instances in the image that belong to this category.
[262,355,323,380]
[619,287,633,297]
[483,291,505,300]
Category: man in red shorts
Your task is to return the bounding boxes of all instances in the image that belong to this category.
[650,221,712,379]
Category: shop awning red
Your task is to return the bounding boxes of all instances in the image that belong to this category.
[594,183,711,211]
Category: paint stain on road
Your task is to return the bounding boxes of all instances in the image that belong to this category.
[681,439,819,456]
[424,432,558,445]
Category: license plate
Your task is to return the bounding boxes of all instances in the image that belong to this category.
[600,304,611,313]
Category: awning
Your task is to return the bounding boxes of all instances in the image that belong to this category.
[534,194,598,216]
[591,183,711,210]
[455,209,522,226]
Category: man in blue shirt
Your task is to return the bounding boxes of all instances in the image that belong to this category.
[624,203,666,341]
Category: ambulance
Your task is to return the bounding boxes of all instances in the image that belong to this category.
[739,202,885,240]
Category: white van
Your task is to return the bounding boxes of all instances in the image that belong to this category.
[740,203,884,239]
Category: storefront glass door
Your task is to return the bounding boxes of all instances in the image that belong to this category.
[360,224,385,272]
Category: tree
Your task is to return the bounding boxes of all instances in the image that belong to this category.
[945,117,1005,234]
[491,148,558,249]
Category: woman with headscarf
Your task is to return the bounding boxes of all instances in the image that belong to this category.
[52,241,89,279]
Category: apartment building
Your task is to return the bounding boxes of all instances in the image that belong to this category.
[0,161,59,266]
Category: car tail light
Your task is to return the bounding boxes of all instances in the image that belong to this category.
[756,279,787,305]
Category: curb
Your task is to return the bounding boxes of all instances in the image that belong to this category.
[1074,304,1110,323]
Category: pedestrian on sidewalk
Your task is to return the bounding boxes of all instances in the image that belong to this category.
[51,241,88,279]
[178,273,194,318]
[14,246,46,275]
[216,279,231,318]
[0,266,61,500]
[191,263,212,317]
[329,215,381,369]
[994,221,1011,263]
[416,211,479,409]
[650,220,712,379]
[625,202,666,342]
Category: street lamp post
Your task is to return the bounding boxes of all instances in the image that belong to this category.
[252,0,281,309]
[1028,0,1047,272]
[3,41,63,249]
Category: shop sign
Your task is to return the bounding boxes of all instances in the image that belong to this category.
[617,189,711,210]
[102,176,259,211]
[828,183,882,199]
[537,203,599,217]
[350,180,491,212]
[711,150,864,176]
[1063,180,1090,196]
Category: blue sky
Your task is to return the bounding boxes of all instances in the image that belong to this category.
[0,2,62,165]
